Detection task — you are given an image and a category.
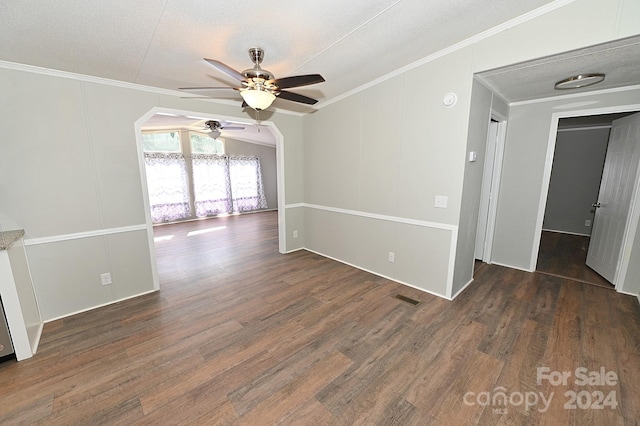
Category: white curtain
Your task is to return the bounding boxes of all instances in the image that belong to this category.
[192,154,232,216]
[144,153,191,223]
[192,155,267,217]
[229,156,268,212]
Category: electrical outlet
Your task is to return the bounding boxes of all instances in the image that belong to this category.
[585,219,591,227]
[293,230,298,238]
[100,273,112,285]
[388,251,395,263]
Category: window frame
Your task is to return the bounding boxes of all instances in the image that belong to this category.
[189,131,225,155]
[141,130,183,153]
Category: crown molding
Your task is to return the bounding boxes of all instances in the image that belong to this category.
[316,0,576,109]
[0,60,305,117]
[0,0,575,116]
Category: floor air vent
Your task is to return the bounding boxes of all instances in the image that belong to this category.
[395,294,420,306]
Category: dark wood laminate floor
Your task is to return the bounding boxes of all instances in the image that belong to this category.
[536,231,612,288]
[1,211,639,424]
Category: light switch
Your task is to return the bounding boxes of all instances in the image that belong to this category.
[435,195,448,208]
[100,273,112,285]
[469,151,477,162]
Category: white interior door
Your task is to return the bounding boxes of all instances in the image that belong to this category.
[586,112,640,283]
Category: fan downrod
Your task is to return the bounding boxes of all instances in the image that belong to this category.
[248,47,264,65]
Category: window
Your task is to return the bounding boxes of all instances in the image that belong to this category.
[142,131,181,153]
[144,153,191,223]
[142,131,190,222]
[192,155,232,217]
[190,132,224,155]
[191,155,267,217]
[142,129,267,223]
[228,156,268,212]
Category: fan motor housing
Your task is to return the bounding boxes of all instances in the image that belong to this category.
[205,120,221,131]
[243,68,274,81]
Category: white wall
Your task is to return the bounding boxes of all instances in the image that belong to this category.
[303,49,472,298]
[452,79,509,296]
[302,0,640,299]
[625,220,640,297]
[0,68,303,320]
[543,128,610,235]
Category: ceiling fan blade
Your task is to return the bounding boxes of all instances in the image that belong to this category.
[271,74,325,89]
[221,126,245,131]
[204,58,246,82]
[277,90,318,105]
[178,86,238,92]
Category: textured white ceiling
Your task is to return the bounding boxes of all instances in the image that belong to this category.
[0,0,556,115]
[477,35,640,103]
[2,0,638,145]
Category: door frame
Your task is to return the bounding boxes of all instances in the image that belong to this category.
[476,110,507,264]
[531,104,640,291]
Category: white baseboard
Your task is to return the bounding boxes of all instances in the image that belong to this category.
[283,247,305,254]
[31,322,44,354]
[152,209,278,227]
[300,247,451,301]
[617,288,640,301]
[489,261,534,273]
[451,278,474,300]
[44,289,158,323]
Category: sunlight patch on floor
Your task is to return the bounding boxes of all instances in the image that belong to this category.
[187,226,227,237]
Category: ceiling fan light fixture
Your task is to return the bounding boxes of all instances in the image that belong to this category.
[208,129,221,139]
[181,48,324,109]
[554,73,605,90]
[240,88,276,110]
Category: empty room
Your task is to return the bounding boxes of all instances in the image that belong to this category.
[1,0,639,424]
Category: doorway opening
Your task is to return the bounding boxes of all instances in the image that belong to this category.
[133,108,285,291]
[533,108,640,290]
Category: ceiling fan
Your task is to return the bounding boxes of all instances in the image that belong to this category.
[180,47,325,111]
[200,120,245,138]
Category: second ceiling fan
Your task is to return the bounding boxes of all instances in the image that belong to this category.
[180,47,325,111]
[201,120,244,138]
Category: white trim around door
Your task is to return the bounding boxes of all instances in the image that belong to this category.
[531,104,640,293]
